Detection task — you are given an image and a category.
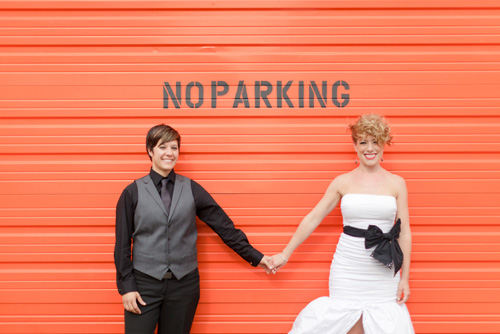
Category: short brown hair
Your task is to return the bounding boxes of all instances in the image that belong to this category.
[146,124,181,160]
[349,114,393,146]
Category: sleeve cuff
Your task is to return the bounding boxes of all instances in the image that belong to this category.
[117,277,137,295]
[247,248,264,267]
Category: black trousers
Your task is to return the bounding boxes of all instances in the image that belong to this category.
[124,269,200,334]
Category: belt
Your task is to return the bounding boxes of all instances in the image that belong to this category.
[343,218,403,276]
[163,271,176,280]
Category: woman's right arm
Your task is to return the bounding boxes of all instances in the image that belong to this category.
[114,185,137,294]
[114,183,146,314]
[271,177,344,270]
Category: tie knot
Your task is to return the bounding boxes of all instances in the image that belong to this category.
[161,178,169,186]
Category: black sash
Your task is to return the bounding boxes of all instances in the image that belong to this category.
[343,219,403,276]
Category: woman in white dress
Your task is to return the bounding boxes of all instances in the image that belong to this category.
[270,114,414,334]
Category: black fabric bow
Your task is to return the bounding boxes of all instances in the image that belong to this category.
[365,218,403,276]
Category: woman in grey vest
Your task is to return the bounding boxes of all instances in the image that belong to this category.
[114,124,273,334]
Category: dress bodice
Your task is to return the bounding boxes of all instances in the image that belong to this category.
[340,193,397,233]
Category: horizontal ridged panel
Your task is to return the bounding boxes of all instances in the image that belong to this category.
[2,0,500,9]
[1,1,499,334]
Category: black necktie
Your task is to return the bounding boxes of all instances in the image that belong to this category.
[160,178,171,215]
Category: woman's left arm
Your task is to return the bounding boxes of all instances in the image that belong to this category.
[395,175,412,304]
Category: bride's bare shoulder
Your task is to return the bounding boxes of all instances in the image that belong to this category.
[328,172,352,195]
[385,171,407,195]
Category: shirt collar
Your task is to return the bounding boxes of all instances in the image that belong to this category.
[149,168,176,186]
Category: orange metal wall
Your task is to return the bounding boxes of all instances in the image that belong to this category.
[1,1,500,333]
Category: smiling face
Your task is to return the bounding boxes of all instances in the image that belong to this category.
[148,139,179,177]
[354,134,384,166]
[145,124,181,176]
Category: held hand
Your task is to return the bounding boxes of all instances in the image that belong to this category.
[396,279,410,304]
[269,253,288,274]
[258,255,275,274]
[122,291,146,314]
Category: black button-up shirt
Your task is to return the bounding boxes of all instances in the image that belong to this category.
[114,169,264,294]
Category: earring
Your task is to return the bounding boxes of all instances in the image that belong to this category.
[381,157,384,162]
[355,159,358,164]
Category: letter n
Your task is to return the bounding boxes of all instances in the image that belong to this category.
[163,82,182,109]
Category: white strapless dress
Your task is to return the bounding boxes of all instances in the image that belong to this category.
[289,194,414,334]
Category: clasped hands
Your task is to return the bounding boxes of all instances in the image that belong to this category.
[258,254,288,274]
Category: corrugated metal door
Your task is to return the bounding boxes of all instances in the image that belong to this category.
[1,1,499,333]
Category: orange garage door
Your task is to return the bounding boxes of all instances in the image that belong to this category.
[1,1,500,333]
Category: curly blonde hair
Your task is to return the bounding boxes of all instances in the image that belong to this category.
[349,114,393,146]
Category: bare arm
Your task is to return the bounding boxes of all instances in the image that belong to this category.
[395,176,412,303]
[272,177,343,269]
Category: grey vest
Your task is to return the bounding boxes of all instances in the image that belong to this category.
[132,174,198,280]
